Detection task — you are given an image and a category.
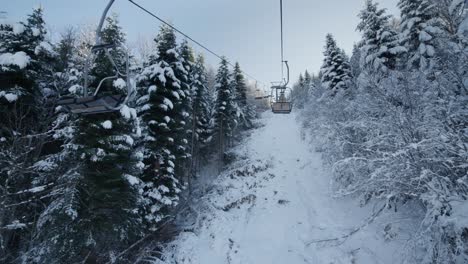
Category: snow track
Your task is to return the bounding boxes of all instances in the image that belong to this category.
[162,112,415,264]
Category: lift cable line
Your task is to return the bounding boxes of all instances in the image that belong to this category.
[280,0,284,82]
[255,0,292,114]
[127,0,267,87]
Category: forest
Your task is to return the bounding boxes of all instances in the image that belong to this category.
[0,5,263,262]
[292,0,468,263]
[1,0,468,263]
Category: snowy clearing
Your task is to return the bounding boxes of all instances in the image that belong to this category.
[161,112,422,264]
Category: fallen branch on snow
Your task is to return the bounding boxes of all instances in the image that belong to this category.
[305,203,386,247]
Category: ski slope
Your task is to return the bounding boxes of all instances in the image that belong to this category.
[162,112,419,264]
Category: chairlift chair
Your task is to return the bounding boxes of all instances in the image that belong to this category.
[57,0,134,115]
[270,85,292,114]
[270,61,292,114]
[265,0,293,114]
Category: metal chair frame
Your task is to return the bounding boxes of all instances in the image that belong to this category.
[57,0,135,115]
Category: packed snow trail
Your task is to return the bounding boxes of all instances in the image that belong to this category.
[163,112,417,264]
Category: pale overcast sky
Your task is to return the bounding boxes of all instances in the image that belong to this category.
[2,0,399,89]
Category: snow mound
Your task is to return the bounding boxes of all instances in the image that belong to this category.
[113,78,126,90]
[35,41,53,55]
[0,91,19,102]
[0,51,31,69]
[101,120,113,129]
[12,23,25,34]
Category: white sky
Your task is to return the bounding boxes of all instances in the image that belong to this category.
[2,0,399,89]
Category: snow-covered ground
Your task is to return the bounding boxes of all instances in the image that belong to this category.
[160,112,422,264]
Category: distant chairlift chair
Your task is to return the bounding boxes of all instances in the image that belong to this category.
[270,60,292,114]
[57,0,134,115]
[270,85,292,114]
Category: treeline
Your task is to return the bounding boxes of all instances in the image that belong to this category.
[294,0,468,262]
[0,8,257,263]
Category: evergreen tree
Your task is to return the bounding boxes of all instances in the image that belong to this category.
[304,70,312,89]
[231,62,251,128]
[349,44,363,77]
[398,0,441,69]
[298,73,305,88]
[320,34,352,95]
[291,73,306,108]
[214,58,236,155]
[22,26,87,262]
[175,39,194,177]
[191,54,213,156]
[0,7,58,261]
[137,25,184,229]
[357,0,406,72]
[36,15,142,262]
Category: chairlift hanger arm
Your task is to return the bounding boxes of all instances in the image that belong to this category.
[283,60,289,86]
[96,0,116,45]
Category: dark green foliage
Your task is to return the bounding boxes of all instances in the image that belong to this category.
[0,7,57,262]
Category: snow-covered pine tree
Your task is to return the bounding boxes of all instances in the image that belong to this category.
[434,0,467,36]
[175,39,194,178]
[136,25,184,229]
[304,70,312,91]
[20,27,87,263]
[190,54,213,163]
[349,44,363,77]
[45,15,142,262]
[398,0,441,70]
[320,34,352,95]
[294,71,318,108]
[357,0,406,73]
[291,73,306,108]
[0,7,61,261]
[231,62,251,129]
[214,57,236,157]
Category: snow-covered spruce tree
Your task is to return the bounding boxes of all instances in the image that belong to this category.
[433,0,467,37]
[357,0,406,73]
[320,34,352,95]
[175,39,194,179]
[303,70,313,98]
[214,57,237,159]
[296,1,468,262]
[294,70,316,108]
[0,7,63,261]
[136,25,184,229]
[291,73,306,108]
[35,15,142,263]
[20,27,87,263]
[231,62,252,129]
[190,54,214,166]
[409,1,468,261]
[398,0,441,70]
[349,44,363,78]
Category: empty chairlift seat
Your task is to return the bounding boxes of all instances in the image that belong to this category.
[57,94,124,115]
[271,101,292,114]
